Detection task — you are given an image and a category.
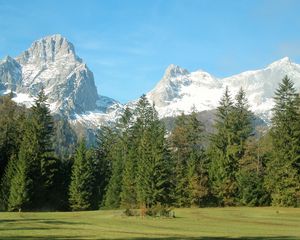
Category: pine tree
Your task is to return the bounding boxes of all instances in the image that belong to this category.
[0,154,17,210]
[209,87,254,206]
[95,126,115,208]
[0,94,24,181]
[237,136,271,206]
[7,119,38,211]
[209,87,238,206]
[232,88,253,159]
[134,97,172,208]
[170,113,191,206]
[7,153,30,211]
[69,140,94,211]
[103,143,123,208]
[265,76,300,206]
[170,112,208,207]
[9,88,59,209]
[119,108,137,208]
[0,94,27,210]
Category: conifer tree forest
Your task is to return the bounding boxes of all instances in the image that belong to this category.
[0,76,300,212]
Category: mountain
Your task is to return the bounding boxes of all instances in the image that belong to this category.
[147,57,300,122]
[1,34,300,140]
[0,34,122,131]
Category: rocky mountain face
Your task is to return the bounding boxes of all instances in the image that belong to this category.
[0,34,119,118]
[147,57,300,122]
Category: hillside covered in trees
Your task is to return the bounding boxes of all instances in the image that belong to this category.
[0,76,299,212]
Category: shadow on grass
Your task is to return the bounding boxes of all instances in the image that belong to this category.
[0,219,90,234]
[0,219,90,225]
[0,236,298,240]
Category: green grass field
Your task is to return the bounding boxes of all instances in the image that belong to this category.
[0,208,300,240]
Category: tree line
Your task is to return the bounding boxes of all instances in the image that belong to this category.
[0,76,299,212]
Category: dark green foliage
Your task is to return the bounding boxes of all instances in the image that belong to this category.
[29,89,59,209]
[209,87,253,206]
[209,87,237,205]
[237,136,271,206]
[265,76,300,206]
[170,112,209,207]
[0,94,28,210]
[133,96,173,208]
[0,154,17,210]
[0,94,25,181]
[103,143,123,208]
[2,77,300,211]
[69,140,95,211]
[87,126,113,209]
[119,108,137,208]
[8,122,35,211]
[237,170,269,206]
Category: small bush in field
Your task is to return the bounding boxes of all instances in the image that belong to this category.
[145,204,174,217]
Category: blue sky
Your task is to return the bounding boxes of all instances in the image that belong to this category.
[0,0,300,103]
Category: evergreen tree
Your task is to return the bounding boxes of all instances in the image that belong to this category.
[119,108,137,208]
[134,96,173,208]
[7,153,30,211]
[232,88,253,159]
[0,94,27,210]
[7,118,38,211]
[237,135,271,206]
[12,88,59,209]
[0,154,17,210]
[265,76,300,206]
[0,94,24,181]
[69,140,94,211]
[101,126,123,209]
[103,147,123,208]
[209,87,254,206]
[170,112,208,207]
[209,87,236,205]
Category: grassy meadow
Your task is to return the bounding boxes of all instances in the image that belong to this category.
[0,208,299,240]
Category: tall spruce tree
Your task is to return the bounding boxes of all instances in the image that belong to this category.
[134,96,172,208]
[209,87,253,206]
[119,108,138,208]
[0,94,18,179]
[0,154,17,210]
[103,143,123,208]
[170,112,208,207]
[186,112,209,206]
[209,87,236,205]
[237,135,271,206]
[265,76,300,206]
[0,95,27,210]
[102,126,123,209]
[19,88,58,209]
[7,118,38,211]
[232,88,253,159]
[69,140,94,211]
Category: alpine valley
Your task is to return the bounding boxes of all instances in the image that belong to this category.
[1,34,300,141]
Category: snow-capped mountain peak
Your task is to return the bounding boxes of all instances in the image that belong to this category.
[147,58,300,121]
[267,56,291,68]
[16,34,80,65]
[164,64,189,78]
[0,34,120,120]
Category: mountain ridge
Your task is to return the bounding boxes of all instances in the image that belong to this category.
[1,34,300,132]
[147,56,300,122]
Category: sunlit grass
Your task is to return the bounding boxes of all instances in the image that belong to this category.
[0,207,299,239]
